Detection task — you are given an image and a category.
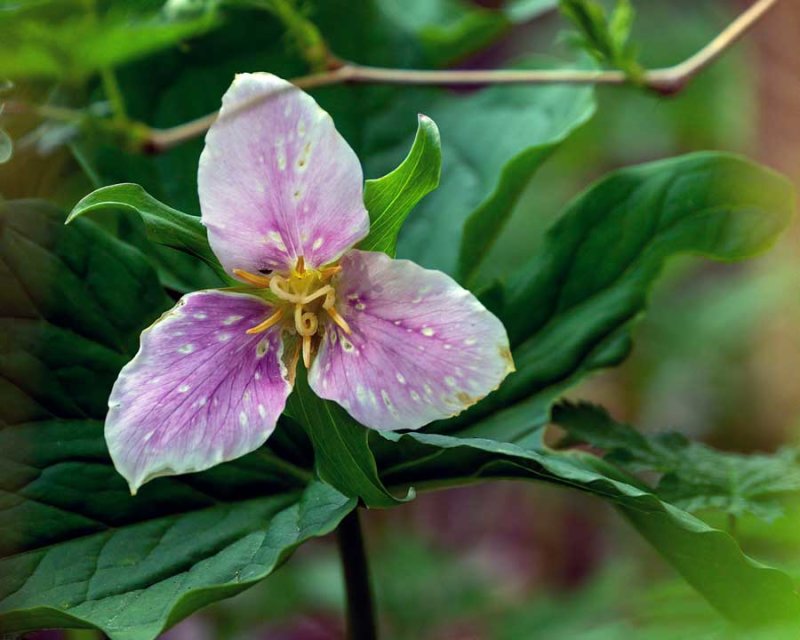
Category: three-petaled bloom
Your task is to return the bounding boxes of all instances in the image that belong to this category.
[107,73,514,493]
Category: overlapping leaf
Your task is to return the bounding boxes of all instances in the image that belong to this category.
[553,402,800,522]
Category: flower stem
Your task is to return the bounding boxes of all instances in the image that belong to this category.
[337,509,378,640]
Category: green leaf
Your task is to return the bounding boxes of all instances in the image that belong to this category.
[553,402,800,522]
[285,367,412,508]
[0,200,354,639]
[377,430,800,629]
[394,58,596,277]
[67,183,230,284]
[469,153,794,439]
[360,114,441,257]
[456,67,595,284]
[376,0,558,66]
[0,2,219,81]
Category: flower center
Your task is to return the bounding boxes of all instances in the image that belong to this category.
[233,257,351,367]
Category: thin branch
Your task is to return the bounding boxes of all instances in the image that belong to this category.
[3,0,779,154]
[143,0,778,153]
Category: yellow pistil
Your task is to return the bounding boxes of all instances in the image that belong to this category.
[241,256,350,365]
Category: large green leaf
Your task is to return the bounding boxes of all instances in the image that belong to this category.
[461,153,794,440]
[376,430,800,629]
[0,200,354,640]
[67,182,229,283]
[360,114,442,257]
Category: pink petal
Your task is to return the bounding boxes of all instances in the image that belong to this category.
[106,290,291,493]
[308,250,514,431]
[198,73,369,275]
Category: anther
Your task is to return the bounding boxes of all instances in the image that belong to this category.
[319,265,342,280]
[233,269,272,288]
[325,306,352,334]
[302,335,312,368]
[245,308,284,334]
[295,256,306,274]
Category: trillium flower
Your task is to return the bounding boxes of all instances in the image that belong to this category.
[107,73,514,493]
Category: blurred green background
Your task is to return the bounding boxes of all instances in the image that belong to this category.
[4,0,800,638]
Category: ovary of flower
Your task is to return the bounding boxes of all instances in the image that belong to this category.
[237,257,352,368]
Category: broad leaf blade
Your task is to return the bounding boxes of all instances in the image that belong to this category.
[360,114,441,257]
[394,58,596,278]
[463,153,794,439]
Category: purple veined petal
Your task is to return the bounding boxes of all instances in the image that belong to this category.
[106,290,292,493]
[198,72,370,275]
[308,250,514,431]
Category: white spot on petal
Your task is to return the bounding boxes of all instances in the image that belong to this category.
[421,327,435,337]
[256,339,271,358]
[239,411,249,427]
[178,384,190,393]
[312,237,324,250]
[396,372,406,385]
[464,337,477,346]
[193,313,207,320]
[258,404,267,419]
[223,315,244,326]
[178,344,195,354]
[218,332,232,342]
[445,376,457,388]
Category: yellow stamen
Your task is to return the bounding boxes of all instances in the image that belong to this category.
[320,265,342,279]
[302,334,312,368]
[245,308,284,334]
[295,256,305,274]
[233,268,272,288]
[325,306,352,334]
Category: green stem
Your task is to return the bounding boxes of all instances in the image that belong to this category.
[337,509,378,640]
[100,68,128,123]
